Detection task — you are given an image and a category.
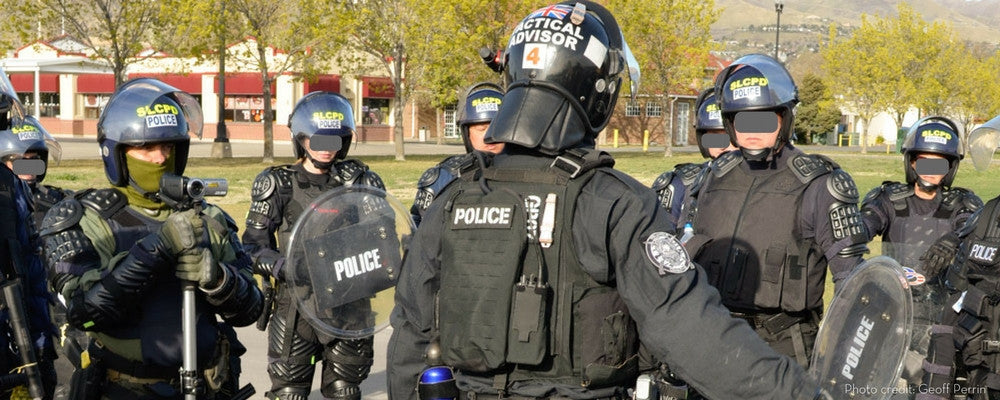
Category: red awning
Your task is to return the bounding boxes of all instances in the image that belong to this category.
[362,77,395,98]
[77,74,116,93]
[128,73,203,93]
[9,73,60,92]
[304,74,340,93]
[216,72,274,95]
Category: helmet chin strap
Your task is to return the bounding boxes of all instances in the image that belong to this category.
[916,178,939,193]
[741,147,771,162]
[308,156,335,171]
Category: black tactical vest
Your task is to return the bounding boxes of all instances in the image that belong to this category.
[881,183,963,271]
[691,153,830,312]
[276,161,374,251]
[436,151,638,389]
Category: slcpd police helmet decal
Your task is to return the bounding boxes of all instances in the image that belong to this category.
[644,232,692,275]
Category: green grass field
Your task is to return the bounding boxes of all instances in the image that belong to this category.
[44,147,1000,309]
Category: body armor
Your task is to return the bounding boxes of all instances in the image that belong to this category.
[411,153,476,226]
[691,152,843,312]
[437,149,637,388]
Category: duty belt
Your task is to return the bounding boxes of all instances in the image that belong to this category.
[730,310,814,335]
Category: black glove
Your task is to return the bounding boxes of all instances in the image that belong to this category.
[920,232,961,279]
[253,252,285,280]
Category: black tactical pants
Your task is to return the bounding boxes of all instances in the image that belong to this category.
[265,287,374,400]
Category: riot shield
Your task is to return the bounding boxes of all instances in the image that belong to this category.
[285,185,414,339]
[811,256,912,400]
[969,115,1000,171]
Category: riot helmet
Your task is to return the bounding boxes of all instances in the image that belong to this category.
[715,54,799,162]
[486,1,640,155]
[288,91,355,168]
[694,88,725,158]
[0,115,62,183]
[98,78,202,187]
[0,67,26,131]
[900,116,963,191]
[457,82,503,153]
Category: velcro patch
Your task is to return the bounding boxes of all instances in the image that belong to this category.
[968,241,999,264]
[450,204,515,229]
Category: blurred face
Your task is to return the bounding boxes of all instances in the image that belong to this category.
[702,130,737,159]
[734,112,781,150]
[467,123,504,154]
[912,153,946,186]
[125,143,174,165]
[4,151,41,182]
[301,137,337,164]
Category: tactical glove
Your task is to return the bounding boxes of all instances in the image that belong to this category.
[176,248,223,290]
[920,232,961,279]
[252,252,285,280]
[158,209,205,257]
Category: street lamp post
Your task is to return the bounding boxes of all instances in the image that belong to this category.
[774,0,784,59]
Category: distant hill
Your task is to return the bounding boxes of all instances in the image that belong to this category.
[711,0,1000,62]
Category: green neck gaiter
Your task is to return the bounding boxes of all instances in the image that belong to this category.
[118,153,174,210]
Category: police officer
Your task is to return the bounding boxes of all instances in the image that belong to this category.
[861,116,981,271]
[861,116,981,398]
[40,78,262,399]
[919,114,1000,399]
[651,87,735,224]
[0,115,72,228]
[0,104,57,399]
[387,3,824,399]
[243,91,386,400]
[0,115,81,400]
[682,54,869,367]
[411,82,503,226]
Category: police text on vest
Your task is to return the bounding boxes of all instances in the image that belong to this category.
[969,244,998,263]
[334,249,382,281]
[451,205,514,229]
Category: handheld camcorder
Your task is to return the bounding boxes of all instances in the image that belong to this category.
[158,173,228,210]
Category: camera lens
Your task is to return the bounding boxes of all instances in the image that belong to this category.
[188,179,205,199]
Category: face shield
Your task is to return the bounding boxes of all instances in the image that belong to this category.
[969,115,1000,171]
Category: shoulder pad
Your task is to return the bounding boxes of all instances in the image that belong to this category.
[826,169,860,203]
[861,185,885,207]
[359,170,386,189]
[675,163,704,186]
[886,182,913,202]
[688,165,711,196]
[251,170,278,201]
[957,207,982,238]
[712,151,742,178]
[39,197,85,236]
[440,153,477,176]
[789,153,834,184]
[78,188,127,220]
[651,171,674,191]
[336,159,367,183]
[942,187,984,212]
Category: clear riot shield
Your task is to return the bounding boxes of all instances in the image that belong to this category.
[285,185,414,339]
[969,115,1000,171]
[811,256,912,400]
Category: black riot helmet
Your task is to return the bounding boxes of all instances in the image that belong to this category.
[0,115,62,183]
[0,66,26,131]
[288,91,355,165]
[715,54,799,162]
[900,116,963,190]
[457,82,503,152]
[694,88,725,158]
[98,78,202,187]
[486,1,640,155]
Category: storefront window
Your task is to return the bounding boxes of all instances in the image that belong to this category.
[83,94,111,119]
[224,96,275,123]
[18,93,60,117]
[362,98,389,126]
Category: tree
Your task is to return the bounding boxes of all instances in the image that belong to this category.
[606,0,720,157]
[795,74,841,144]
[13,0,164,87]
[822,20,887,153]
[223,0,338,163]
